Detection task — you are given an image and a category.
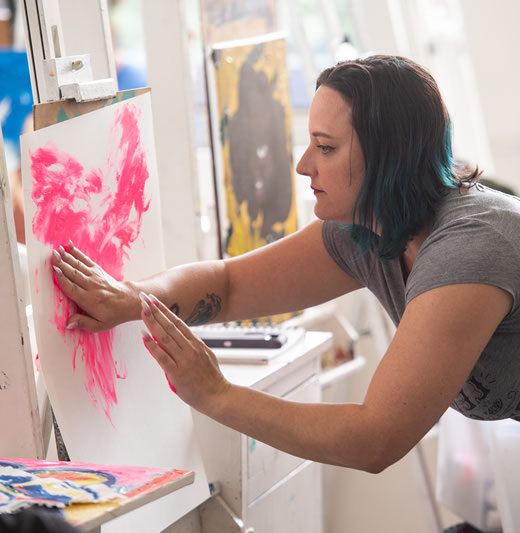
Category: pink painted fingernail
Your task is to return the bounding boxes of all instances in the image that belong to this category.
[142,330,152,342]
[66,321,78,330]
[53,266,63,276]
[139,292,153,308]
[53,250,61,262]
[58,245,66,256]
[149,294,161,306]
[141,299,152,317]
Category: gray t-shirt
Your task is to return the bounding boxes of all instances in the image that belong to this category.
[323,185,520,421]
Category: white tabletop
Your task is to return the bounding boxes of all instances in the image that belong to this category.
[218,331,333,390]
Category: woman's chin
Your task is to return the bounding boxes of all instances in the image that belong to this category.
[314,205,351,224]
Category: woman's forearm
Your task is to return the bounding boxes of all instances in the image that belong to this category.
[126,260,230,325]
[205,383,386,473]
[51,246,231,331]
[139,290,400,474]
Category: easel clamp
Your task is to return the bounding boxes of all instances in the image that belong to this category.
[44,54,116,103]
[22,0,119,104]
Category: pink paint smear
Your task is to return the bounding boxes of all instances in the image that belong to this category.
[30,103,151,423]
[3,457,190,489]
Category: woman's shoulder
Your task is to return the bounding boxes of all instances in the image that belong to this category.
[406,186,520,305]
[434,184,520,231]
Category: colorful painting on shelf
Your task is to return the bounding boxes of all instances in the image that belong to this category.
[0,457,193,528]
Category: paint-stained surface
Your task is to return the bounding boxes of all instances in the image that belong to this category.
[20,94,209,525]
[0,457,193,526]
[32,88,149,131]
[29,103,148,422]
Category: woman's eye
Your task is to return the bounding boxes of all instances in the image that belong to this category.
[317,144,335,154]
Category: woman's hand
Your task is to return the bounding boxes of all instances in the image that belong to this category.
[140,292,231,414]
[50,243,137,332]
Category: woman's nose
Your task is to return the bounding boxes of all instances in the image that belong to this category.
[296,147,311,177]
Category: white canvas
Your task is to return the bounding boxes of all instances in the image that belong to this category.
[20,93,209,527]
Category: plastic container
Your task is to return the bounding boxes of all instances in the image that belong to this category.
[436,409,502,532]
[490,420,520,533]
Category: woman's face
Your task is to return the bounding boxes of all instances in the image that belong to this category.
[296,85,365,223]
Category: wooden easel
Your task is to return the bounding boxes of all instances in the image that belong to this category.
[0,6,210,532]
[0,0,120,459]
[0,125,44,459]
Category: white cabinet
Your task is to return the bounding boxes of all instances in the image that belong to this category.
[247,460,322,533]
[194,332,332,533]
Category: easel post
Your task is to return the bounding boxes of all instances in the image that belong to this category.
[0,124,44,459]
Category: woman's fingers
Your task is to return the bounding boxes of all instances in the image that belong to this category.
[55,245,93,278]
[139,292,231,414]
[140,293,227,412]
[148,293,206,346]
[142,330,179,370]
[50,245,125,332]
[140,296,182,387]
[67,241,96,267]
[66,314,104,333]
[51,267,105,331]
[139,293,186,352]
[52,264,89,298]
[53,259,91,292]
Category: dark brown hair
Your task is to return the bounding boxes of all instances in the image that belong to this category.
[317,55,479,259]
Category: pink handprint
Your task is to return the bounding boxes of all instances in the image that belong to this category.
[30,103,151,423]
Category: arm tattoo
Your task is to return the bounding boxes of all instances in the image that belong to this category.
[170,293,222,326]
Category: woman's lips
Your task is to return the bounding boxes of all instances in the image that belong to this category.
[311,186,324,194]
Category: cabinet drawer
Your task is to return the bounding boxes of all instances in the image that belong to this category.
[247,460,322,533]
[246,375,320,504]
[262,356,319,398]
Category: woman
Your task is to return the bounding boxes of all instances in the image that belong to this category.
[50,55,519,473]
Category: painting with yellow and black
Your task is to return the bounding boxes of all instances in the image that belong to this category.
[213,35,298,259]
[200,0,277,45]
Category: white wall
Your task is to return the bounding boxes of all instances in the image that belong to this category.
[459,0,520,191]
[351,0,519,192]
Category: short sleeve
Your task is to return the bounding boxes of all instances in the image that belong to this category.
[321,221,376,286]
[406,219,520,314]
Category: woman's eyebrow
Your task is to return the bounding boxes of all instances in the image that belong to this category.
[311,131,336,139]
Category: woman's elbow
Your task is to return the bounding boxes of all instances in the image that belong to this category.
[355,451,392,474]
[337,435,408,474]
[363,456,393,474]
